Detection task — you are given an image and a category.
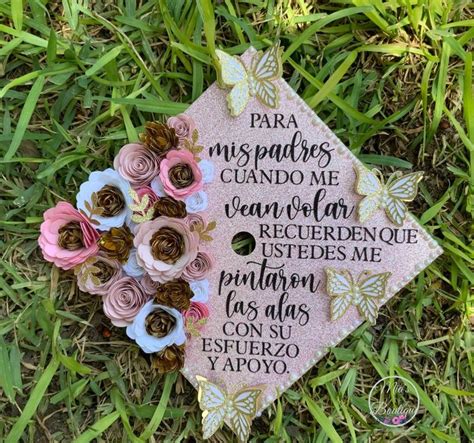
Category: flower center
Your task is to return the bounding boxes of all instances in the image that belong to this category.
[140,122,178,156]
[57,221,84,250]
[96,185,125,217]
[92,261,115,283]
[153,196,187,219]
[155,279,193,311]
[145,308,176,338]
[150,227,185,264]
[99,225,133,263]
[168,164,194,189]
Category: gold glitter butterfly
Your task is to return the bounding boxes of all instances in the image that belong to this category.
[326,268,391,324]
[354,165,423,226]
[196,375,262,442]
[216,42,283,117]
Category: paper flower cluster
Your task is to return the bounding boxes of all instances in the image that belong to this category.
[39,115,215,372]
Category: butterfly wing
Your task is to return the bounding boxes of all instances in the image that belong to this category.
[229,388,262,442]
[227,80,250,117]
[326,268,354,320]
[196,376,227,439]
[354,166,383,223]
[384,172,423,226]
[356,272,391,323]
[251,43,282,109]
[216,50,247,87]
[254,80,279,109]
[252,42,283,81]
[216,49,250,116]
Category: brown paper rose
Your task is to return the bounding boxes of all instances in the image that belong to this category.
[76,254,123,296]
[151,344,185,373]
[96,185,125,216]
[154,279,193,311]
[99,225,134,263]
[134,217,199,283]
[153,196,187,219]
[57,221,84,250]
[145,307,176,338]
[150,227,184,264]
[140,122,178,158]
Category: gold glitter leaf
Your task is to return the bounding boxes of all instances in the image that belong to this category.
[183,135,204,162]
[129,189,154,223]
[200,233,213,242]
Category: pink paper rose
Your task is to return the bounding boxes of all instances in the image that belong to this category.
[134,217,199,283]
[184,301,209,331]
[114,143,160,187]
[76,254,123,295]
[159,150,203,200]
[140,273,159,296]
[103,276,149,327]
[167,114,196,146]
[38,202,100,270]
[182,249,214,281]
[184,212,208,231]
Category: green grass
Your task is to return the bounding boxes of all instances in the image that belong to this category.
[1,0,473,441]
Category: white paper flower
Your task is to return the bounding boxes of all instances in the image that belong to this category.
[185,191,208,213]
[150,176,166,197]
[123,249,144,277]
[76,168,132,231]
[190,279,209,303]
[126,301,186,354]
[199,160,215,184]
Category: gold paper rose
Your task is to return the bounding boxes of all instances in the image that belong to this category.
[150,227,184,264]
[151,344,185,373]
[153,196,187,219]
[154,279,193,311]
[140,122,179,158]
[99,225,134,263]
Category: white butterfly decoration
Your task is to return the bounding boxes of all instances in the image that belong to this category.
[215,42,283,117]
[354,165,423,226]
[326,268,391,324]
[196,375,262,442]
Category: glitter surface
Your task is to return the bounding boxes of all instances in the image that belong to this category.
[180,48,443,418]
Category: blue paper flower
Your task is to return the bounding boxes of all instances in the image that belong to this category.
[185,190,208,213]
[199,159,215,184]
[76,168,132,231]
[123,248,144,277]
[126,301,186,353]
[190,279,209,303]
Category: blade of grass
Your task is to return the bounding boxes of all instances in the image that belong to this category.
[4,75,45,161]
[11,0,23,30]
[303,394,343,443]
[139,372,177,440]
[6,356,60,443]
[85,45,123,77]
[308,51,358,108]
[196,0,216,59]
[73,411,120,443]
[282,7,370,61]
